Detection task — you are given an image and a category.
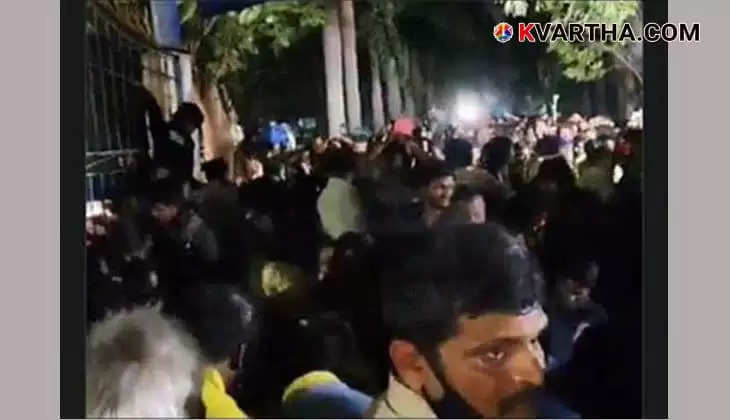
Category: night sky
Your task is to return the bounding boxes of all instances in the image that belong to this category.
[225,1,631,130]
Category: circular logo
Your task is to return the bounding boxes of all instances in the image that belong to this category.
[493,22,513,43]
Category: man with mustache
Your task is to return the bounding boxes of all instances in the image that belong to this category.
[367,224,552,418]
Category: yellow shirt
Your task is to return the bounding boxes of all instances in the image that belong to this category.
[282,370,341,403]
[201,368,247,419]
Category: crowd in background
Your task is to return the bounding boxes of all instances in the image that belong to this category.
[85,97,643,418]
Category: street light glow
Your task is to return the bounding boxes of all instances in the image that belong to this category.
[455,95,481,122]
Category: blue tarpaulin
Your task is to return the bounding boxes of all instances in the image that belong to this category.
[198,0,270,17]
[149,1,272,50]
[263,123,291,148]
[149,0,183,49]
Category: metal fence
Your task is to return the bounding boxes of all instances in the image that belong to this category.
[85,2,183,204]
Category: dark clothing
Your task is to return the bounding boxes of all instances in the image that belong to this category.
[154,125,195,181]
[544,304,608,371]
[537,392,581,419]
[196,180,249,280]
[358,174,418,236]
[546,184,642,418]
[150,211,220,297]
[86,249,158,326]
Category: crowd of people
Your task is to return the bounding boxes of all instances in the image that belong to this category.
[85,99,643,418]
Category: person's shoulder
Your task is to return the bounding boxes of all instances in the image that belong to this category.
[364,393,398,418]
[186,212,215,238]
[399,200,424,219]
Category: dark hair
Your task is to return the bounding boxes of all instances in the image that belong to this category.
[542,221,600,291]
[284,312,359,378]
[321,148,357,178]
[164,283,256,364]
[327,232,371,281]
[481,136,513,175]
[444,138,473,169]
[583,139,599,159]
[381,139,410,167]
[411,162,453,190]
[382,224,544,356]
[623,128,642,145]
[147,178,185,207]
[201,157,228,181]
[541,189,604,290]
[585,138,611,162]
[451,184,482,203]
[536,135,563,157]
[173,102,204,127]
[535,156,576,190]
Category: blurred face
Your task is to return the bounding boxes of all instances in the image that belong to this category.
[557,279,592,311]
[559,126,576,142]
[318,247,335,281]
[466,196,486,224]
[605,139,616,152]
[396,307,548,418]
[313,137,328,154]
[425,176,455,210]
[244,158,264,181]
[556,262,599,311]
[150,203,178,225]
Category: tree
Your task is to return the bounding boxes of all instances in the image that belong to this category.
[179,0,325,155]
[389,0,495,113]
[502,0,643,85]
[368,37,385,131]
[409,46,425,116]
[358,2,389,126]
[384,56,402,120]
[359,0,408,120]
[322,0,347,137]
[182,0,325,85]
[339,0,362,132]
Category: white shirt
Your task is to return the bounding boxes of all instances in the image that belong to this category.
[317,177,365,240]
[366,374,437,418]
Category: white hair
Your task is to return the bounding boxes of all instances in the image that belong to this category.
[86,304,204,418]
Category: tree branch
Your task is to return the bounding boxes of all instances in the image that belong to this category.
[599,44,643,86]
[203,16,220,38]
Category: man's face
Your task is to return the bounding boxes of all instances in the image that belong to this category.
[425,176,455,210]
[557,279,592,311]
[150,203,178,225]
[556,262,599,311]
[466,196,486,224]
[313,137,328,154]
[244,158,264,181]
[424,308,548,418]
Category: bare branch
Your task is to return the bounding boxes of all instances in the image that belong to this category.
[202,16,220,38]
[599,44,643,86]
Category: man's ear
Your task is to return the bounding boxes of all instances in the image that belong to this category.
[389,339,428,392]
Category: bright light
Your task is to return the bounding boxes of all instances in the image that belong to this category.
[86,200,104,218]
[455,94,481,123]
